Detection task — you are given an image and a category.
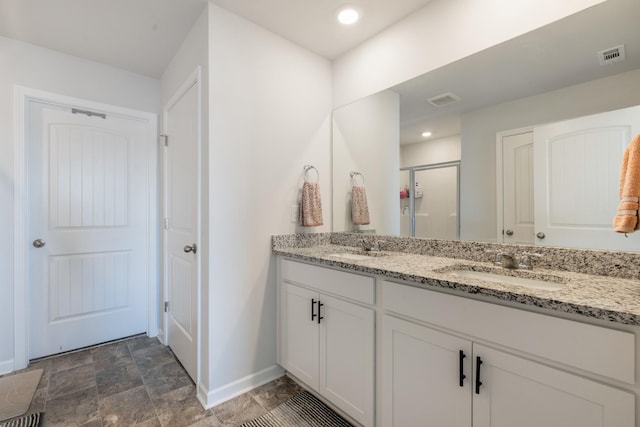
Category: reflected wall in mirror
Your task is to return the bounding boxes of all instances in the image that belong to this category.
[332,90,399,235]
[331,0,640,251]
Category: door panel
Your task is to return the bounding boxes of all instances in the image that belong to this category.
[534,105,640,250]
[319,295,374,426]
[281,283,319,389]
[381,315,472,427]
[473,344,634,427]
[165,79,200,381]
[502,132,534,244]
[28,103,148,359]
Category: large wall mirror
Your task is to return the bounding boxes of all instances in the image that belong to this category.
[332,0,640,251]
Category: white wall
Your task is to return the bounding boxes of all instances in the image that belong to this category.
[159,5,209,389]
[332,0,605,108]
[204,4,332,405]
[333,90,400,234]
[460,68,640,242]
[0,36,160,373]
[400,136,461,168]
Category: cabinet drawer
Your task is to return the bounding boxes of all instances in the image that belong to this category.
[383,281,635,384]
[281,259,375,305]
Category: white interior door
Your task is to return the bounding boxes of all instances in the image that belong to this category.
[28,102,149,359]
[164,77,200,381]
[534,105,640,250]
[501,132,534,244]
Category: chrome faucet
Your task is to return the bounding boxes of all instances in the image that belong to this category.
[485,249,543,270]
[518,252,543,270]
[361,238,385,252]
[485,250,522,269]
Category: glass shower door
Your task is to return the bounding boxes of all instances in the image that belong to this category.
[401,162,460,238]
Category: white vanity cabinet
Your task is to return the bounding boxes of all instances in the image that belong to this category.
[278,259,375,427]
[381,315,472,427]
[382,281,636,427]
[472,344,634,427]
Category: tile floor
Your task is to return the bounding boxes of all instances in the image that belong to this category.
[1,335,304,427]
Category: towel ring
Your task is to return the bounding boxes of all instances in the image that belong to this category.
[350,171,365,186]
[304,165,320,183]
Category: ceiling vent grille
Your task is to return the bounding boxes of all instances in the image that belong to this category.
[427,92,460,108]
[598,45,626,65]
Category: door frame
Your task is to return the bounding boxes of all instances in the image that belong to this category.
[161,67,202,383]
[495,126,534,243]
[13,86,159,370]
[400,160,461,238]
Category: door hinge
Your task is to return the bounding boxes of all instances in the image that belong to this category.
[164,301,169,313]
[160,134,168,146]
[163,218,169,230]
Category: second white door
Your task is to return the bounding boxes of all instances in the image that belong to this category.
[164,75,200,381]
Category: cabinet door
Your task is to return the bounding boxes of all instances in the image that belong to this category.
[281,283,319,389]
[381,315,472,427]
[319,295,375,427]
[473,344,635,427]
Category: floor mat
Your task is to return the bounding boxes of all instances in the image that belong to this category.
[0,412,42,427]
[240,391,352,427]
[0,370,43,422]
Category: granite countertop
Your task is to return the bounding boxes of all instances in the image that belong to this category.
[274,244,640,326]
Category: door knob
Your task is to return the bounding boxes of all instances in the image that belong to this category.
[536,232,546,239]
[32,239,46,248]
[505,229,514,236]
[183,243,197,254]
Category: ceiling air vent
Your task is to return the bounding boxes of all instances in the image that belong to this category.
[427,92,460,108]
[598,45,626,65]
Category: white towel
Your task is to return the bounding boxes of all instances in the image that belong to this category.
[299,182,323,227]
[351,186,370,225]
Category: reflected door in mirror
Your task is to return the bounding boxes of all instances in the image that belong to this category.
[502,132,535,244]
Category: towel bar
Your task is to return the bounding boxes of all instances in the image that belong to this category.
[350,171,365,185]
[303,165,320,182]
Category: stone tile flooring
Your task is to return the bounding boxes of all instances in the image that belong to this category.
[1,336,304,426]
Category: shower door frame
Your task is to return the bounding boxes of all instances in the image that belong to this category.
[401,160,461,238]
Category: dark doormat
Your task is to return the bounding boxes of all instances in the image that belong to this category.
[0,412,42,427]
[240,391,352,427]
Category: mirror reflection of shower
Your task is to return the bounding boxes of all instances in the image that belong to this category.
[400,161,460,239]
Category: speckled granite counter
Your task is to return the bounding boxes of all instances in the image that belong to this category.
[272,233,640,326]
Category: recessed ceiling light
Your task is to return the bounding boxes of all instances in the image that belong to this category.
[337,7,360,25]
[421,131,432,138]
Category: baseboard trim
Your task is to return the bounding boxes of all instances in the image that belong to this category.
[197,364,285,409]
[156,328,165,345]
[0,359,15,375]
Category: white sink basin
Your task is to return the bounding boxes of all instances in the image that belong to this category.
[329,253,372,261]
[447,269,564,291]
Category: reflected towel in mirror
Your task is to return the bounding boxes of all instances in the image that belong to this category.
[614,133,640,233]
[352,186,370,225]
[299,182,323,227]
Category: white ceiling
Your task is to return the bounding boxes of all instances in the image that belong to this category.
[0,0,209,78]
[207,0,435,59]
[3,0,637,145]
[0,0,435,78]
[395,0,640,145]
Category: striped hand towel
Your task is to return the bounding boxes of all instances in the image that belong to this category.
[299,182,323,227]
[351,185,370,225]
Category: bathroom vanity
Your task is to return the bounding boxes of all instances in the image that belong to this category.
[273,233,640,427]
